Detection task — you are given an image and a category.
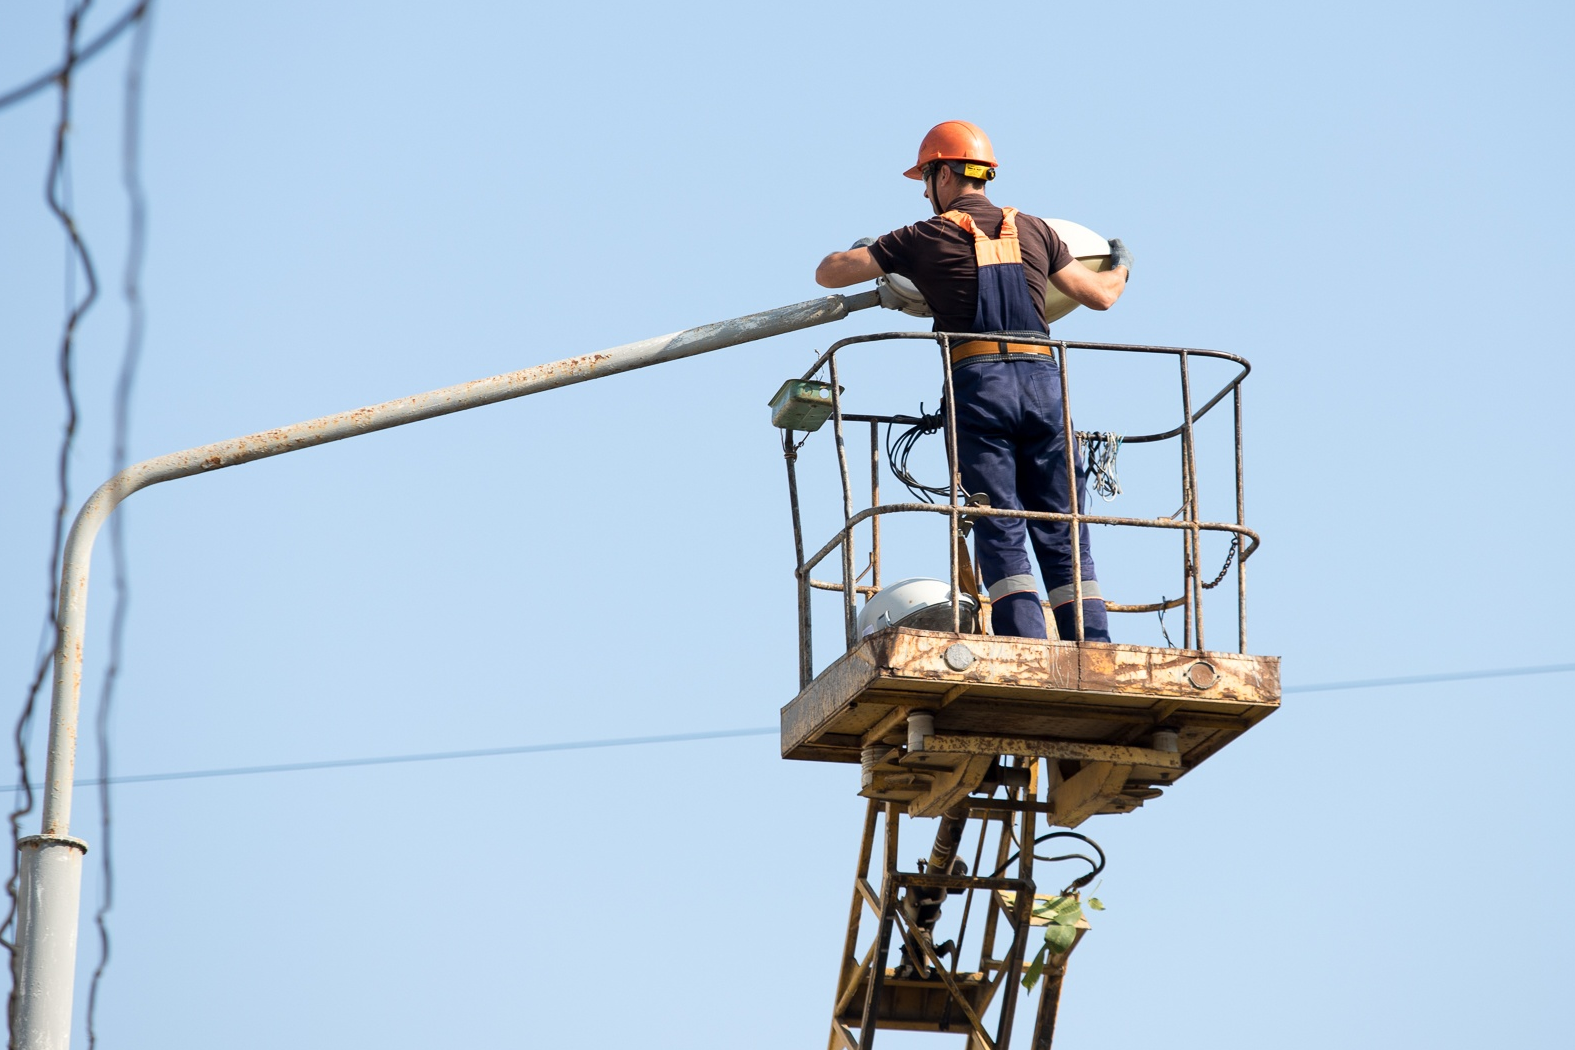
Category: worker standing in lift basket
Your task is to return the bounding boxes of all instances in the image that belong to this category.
[814,120,1132,642]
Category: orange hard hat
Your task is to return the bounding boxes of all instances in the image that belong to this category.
[904,120,998,181]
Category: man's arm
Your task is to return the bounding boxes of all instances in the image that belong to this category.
[1048,238,1133,311]
[815,246,884,288]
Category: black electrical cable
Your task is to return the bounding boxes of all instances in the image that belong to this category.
[885,404,953,503]
[0,1,151,113]
[86,7,153,1045]
[989,830,1105,892]
[6,8,103,1030]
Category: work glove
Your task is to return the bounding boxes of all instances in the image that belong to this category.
[850,236,876,250]
[1108,237,1133,278]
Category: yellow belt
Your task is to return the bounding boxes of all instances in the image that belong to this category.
[949,340,1056,365]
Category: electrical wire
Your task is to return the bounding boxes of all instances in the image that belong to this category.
[0,1,151,113]
[885,405,952,503]
[0,727,779,793]
[989,830,1106,894]
[1,659,1569,796]
[1280,661,1575,693]
[6,6,102,1027]
[85,7,153,1045]
[882,412,1126,506]
[1077,431,1122,502]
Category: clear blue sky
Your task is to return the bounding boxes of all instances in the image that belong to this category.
[2,1,1572,1047]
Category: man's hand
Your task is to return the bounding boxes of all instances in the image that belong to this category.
[816,237,885,288]
[1108,237,1133,278]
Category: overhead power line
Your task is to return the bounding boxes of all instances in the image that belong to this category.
[7,6,116,1036]
[6,659,1570,795]
[87,7,155,1044]
[0,1,151,113]
[1280,661,1575,694]
[47,726,782,790]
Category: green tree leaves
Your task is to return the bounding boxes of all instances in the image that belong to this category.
[1021,894,1099,992]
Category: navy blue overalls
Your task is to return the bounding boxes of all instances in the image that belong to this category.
[942,206,1110,642]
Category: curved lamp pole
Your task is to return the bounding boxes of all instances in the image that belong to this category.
[10,289,881,1049]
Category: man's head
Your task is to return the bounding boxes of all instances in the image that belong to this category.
[919,160,990,213]
[904,120,998,214]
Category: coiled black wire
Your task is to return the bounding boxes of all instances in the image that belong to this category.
[885,404,953,503]
[989,830,1106,894]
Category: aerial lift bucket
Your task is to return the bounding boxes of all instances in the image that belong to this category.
[775,330,1279,1048]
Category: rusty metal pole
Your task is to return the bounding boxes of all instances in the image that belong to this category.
[829,352,859,650]
[1178,352,1204,651]
[868,422,881,592]
[13,290,882,1050]
[940,336,961,632]
[784,440,814,690]
[1233,385,1247,654]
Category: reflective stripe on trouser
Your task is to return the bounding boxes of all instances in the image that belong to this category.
[1046,579,1102,607]
[986,578,1106,610]
[953,355,1108,642]
[989,582,1110,641]
[986,574,1039,601]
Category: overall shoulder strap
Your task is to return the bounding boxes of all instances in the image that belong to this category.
[940,210,982,238]
[941,207,1022,266]
[941,207,1020,243]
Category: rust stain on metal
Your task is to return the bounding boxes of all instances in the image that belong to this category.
[781,627,1278,823]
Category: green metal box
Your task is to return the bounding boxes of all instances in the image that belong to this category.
[768,379,840,432]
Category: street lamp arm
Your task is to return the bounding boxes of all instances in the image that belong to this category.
[18,288,880,1050]
[41,288,875,834]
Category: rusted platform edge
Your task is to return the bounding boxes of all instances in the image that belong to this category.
[781,628,1280,763]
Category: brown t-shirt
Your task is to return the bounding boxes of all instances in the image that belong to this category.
[866,194,1074,334]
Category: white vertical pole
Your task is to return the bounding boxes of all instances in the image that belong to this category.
[12,836,87,1050]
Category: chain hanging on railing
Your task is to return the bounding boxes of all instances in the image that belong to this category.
[1201,536,1238,590]
[1076,431,1122,502]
